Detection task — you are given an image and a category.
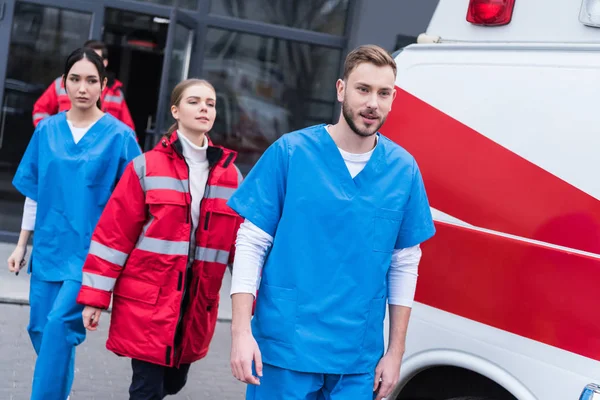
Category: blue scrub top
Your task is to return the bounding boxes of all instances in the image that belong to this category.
[13,112,141,282]
[227,124,435,374]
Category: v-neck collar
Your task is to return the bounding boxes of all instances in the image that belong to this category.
[319,124,384,195]
[59,112,109,155]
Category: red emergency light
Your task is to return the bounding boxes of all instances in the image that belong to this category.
[466,0,515,26]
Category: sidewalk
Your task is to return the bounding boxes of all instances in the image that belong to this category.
[0,242,233,321]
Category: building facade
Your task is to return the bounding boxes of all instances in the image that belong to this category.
[0,0,438,239]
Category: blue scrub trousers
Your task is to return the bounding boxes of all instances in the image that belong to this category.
[246,363,376,400]
[27,275,86,400]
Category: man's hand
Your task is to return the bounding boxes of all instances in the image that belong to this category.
[230,329,262,385]
[7,245,27,274]
[373,351,403,400]
[82,306,102,331]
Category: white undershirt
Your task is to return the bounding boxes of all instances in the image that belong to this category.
[230,127,422,307]
[21,120,94,230]
[177,131,210,251]
[67,120,93,144]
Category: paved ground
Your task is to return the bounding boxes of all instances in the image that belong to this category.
[0,303,245,399]
[0,240,242,398]
[0,243,31,305]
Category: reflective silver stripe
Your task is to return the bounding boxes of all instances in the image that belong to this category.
[89,240,128,267]
[141,216,153,237]
[234,165,244,185]
[132,155,187,193]
[205,185,236,200]
[54,77,66,95]
[137,236,188,256]
[104,93,123,104]
[144,176,189,193]
[195,247,230,264]
[133,155,146,190]
[33,113,50,121]
[82,272,116,292]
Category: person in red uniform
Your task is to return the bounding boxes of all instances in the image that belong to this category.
[76,78,243,399]
[32,40,135,131]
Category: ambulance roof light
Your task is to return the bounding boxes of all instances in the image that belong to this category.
[580,0,600,28]
[466,0,516,27]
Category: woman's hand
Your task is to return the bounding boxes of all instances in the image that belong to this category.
[7,245,27,274]
[82,306,102,331]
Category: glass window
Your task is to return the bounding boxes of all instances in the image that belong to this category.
[210,0,350,36]
[134,0,198,10]
[160,23,194,130]
[0,3,93,233]
[204,29,342,174]
[7,4,92,85]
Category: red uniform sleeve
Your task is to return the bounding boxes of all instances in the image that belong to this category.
[118,95,136,131]
[32,82,59,126]
[77,157,147,309]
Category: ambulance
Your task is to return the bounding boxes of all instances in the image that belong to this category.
[379,1,600,399]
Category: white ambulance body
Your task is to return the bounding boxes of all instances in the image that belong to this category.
[380,1,600,399]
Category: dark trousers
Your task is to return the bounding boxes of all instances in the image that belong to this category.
[129,358,191,400]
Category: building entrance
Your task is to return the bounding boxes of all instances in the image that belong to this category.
[0,0,196,238]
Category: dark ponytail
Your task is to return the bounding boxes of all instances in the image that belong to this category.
[62,48,107,110]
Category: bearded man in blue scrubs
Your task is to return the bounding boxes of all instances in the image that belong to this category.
[228,44,435,400]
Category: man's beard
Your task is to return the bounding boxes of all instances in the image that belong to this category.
[342,100,385,138]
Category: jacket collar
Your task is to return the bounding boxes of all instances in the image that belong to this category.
[156,130,234,168]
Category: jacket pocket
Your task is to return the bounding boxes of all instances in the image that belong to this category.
[205,202,239,244]
[111,277,161,347]
[254,283,297,347]
[373,208,404,253]
[145,192,189,224]
[113,277,160,305]
[361,297,386,355]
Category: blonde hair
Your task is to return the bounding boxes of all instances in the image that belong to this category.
[166,79,216,136]
[342,45,397,80]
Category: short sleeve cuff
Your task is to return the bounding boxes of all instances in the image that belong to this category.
[395,225,436,249]
[227,199,278,237]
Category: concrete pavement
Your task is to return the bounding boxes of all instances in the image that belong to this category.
[0,303,245,399]
[0,242,234,321]
[0,241,242,398]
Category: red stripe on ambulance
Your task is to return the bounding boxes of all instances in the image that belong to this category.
[416,221,600,362]
[380,87,600,361]
[380,88,600,255]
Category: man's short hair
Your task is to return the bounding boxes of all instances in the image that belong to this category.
[342,44,397,80]
[83,40,108,60]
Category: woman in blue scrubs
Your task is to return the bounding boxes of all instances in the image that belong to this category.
[6,47,141,400]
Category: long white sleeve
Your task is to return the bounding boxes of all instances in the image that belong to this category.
[230,219,274,296]
[21,197,37,231]
[387,245,422,307]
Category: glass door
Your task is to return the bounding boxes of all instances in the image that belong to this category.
[145,7,196,149]
[0,0,103,234]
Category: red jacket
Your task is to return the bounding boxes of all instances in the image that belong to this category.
[77,132,243,367]
[32,77,136,130]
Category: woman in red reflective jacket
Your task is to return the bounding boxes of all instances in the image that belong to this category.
[76,79,243,399]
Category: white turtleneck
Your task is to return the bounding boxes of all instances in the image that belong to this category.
[177,130,210,249]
